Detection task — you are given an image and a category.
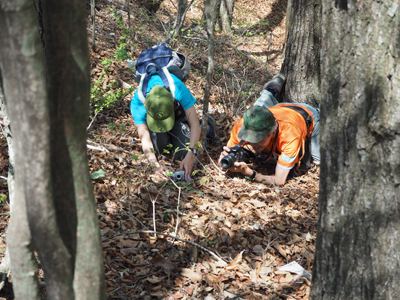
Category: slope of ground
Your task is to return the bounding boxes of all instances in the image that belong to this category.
[0,0,319,299]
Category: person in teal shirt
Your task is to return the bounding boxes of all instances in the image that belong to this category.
[130,73,220,181]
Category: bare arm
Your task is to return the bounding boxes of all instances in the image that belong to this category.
[253,165,290,186]
[218,146,290,186]
[179,106,201,181]
[135,123,174,177]
[136,124,159,167]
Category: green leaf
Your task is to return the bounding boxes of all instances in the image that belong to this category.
[91,169,107,179]
[200,176,210,185]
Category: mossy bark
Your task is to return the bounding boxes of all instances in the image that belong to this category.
[311,0,400,299]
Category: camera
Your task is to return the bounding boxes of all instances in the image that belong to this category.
[220,145,253,169]
[172,171,185,181]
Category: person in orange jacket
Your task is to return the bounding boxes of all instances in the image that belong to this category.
[218,73,320,185]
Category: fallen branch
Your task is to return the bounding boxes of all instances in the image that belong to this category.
[112,230,229,263]
[86,144,109,153]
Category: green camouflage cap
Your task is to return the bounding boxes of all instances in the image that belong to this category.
[238,105,276,143]
[146,85,175,133]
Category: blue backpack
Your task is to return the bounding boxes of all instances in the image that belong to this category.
[133,43,191,103]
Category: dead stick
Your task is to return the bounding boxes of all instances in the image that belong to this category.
[111,231,229,263]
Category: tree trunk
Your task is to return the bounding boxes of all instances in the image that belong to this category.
[0,3,46,299]
[218,0,235,33]
[39,0,106,299]
[311,0,400,299]
[280,0,321,107]
[199,0,219,155]
[0,0,106,299]
[166,0,194,44]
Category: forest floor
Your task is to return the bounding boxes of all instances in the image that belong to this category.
[0,0,319,299]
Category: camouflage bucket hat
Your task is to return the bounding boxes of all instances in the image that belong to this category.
[238,105,276,143]
[146,85,175,133]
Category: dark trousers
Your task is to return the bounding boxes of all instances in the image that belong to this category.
[149,117,211,161]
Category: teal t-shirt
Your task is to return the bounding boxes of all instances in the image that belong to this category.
[130,74,196,125]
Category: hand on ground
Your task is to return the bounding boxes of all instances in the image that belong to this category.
[180,152,195,181]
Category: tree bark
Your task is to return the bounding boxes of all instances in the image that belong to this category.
[0,2,47,299]
[311,0,400,299]
[0,0,106,299]
[166,0,195,44]
[218,0,235,33]
[39,0,106,299]
[281,0,321,106]
[199,0,219,155]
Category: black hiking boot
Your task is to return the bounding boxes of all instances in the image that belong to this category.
[263,72,286,98]
[207,116,222,146]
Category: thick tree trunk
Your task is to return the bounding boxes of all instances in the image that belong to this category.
[0,0,106,299]
[311,0,400,299]
[281,0,321,106]
[0,2,47,299]
[218,0,234,33]
[39,0,106,299]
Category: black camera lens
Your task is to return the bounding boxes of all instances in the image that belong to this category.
[220,154,234,169]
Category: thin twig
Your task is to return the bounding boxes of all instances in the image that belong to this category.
[262,237,280,264]
[202,146,225,175]
[164,178,182,242]
[147,183,167,237]
[87,112,99,131]
[91,0,96,49]
[87,144,110,153]
[111,230,228,263]
[266,32,272,64]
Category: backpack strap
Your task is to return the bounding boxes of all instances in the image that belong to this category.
[282,105,313,133]
[138,64,176,104]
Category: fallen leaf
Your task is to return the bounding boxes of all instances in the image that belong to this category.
[120,239,140,248]
[185,284,194,295]
[249,199,266,208]
[252,245,263,255]
[91,169,107,179]
[172,292,185,299]
[226,250,244,270]
[144,275,165,284]
[120,247,139,255]
[181,268,202,281]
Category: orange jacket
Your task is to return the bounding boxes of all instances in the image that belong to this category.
[227,104,314,169]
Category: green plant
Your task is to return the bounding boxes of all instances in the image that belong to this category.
[120,124,126,131]
[163,213,172,222]
[108,123,116,130]
[0,194,7,203]
[90,60,134,118]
